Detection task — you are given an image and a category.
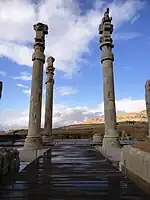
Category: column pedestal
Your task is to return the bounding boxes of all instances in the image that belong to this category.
[24,136,42,149]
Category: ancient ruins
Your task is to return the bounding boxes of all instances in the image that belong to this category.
[1,7,150,198]
[43,56,55,143]
[24,23,48,149]
[99,8,120,148]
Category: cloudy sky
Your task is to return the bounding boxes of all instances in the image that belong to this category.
[0,0,149,130]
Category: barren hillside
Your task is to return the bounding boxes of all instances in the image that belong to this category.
[83,110,147,124]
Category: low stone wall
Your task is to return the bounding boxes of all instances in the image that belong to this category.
[120,144,150,194]
[0,148,20,176]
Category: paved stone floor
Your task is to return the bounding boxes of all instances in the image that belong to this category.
[0,145,150,199]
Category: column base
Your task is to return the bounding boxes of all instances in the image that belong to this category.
[146,135,150,140]
[93,133,103,144]
[42,135,53,144]
[24,136,42,149]
[102,136,120,148]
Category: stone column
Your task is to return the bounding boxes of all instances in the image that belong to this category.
[99,8,120,148]
[0,81,3,100]
[43,56,55,143]
[24,23,48,149]
[145,80,150,138]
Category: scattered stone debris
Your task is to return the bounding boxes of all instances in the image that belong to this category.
[0,148,20,177]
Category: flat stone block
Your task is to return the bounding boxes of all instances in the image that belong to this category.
[24,136,42,149]
[93,133,103,144]
[95,146,121,163]
[102,135,120,148]
[18,147,49,163]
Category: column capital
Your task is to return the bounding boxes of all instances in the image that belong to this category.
[32,52,45,62]
[45,56,55,84]
[46,56,55,73]
[47,56,55,66]
[99,8,114,49]
[33,22,48,35]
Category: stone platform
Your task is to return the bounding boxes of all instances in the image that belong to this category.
[94,146,121,168]
[18,147,49,170]
[0,145,149,199]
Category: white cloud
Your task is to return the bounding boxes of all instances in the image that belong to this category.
[0,0,145,76]
[56,86,78,96]
[130,14,140,24]
[116,98,145,113]
[0,70,7,76]
[16,83,28,88]
[23,89,31,96]
[0,97,146,131]
[99,98,145,114]
[12,71,32,81]
[113,32,142,41]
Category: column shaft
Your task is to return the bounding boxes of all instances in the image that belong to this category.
[99,8,120,148]
[24,22,48,149]
[103,59,117,135]
[145,80,150,138]
[43,56,55,143]
[27,60,43,136]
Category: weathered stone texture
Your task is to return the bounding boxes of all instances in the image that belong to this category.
[43,56,55,143]
[120,145,150,194]
[0,148,20,176]
[24,23,48,149]
[145,80,150,137]
[99,8,119,148]
[93,133,103,144]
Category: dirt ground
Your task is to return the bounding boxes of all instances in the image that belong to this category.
[132,140,150,153]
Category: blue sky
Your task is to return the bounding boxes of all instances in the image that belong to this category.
[0,0,149,130]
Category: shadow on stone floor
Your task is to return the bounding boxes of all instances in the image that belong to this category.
[0,145,150,200]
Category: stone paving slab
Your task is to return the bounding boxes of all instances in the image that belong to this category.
[0,145,149,199]
[18,147,49,162]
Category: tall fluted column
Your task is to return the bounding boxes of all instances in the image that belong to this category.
[24,22,48,149]
[99,8,120,148]
[145,80,150,138]
[43,56,55,143]
[0,81,2,100]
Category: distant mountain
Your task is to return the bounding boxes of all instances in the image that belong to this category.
[83,110,147,124]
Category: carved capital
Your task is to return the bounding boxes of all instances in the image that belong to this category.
[33,22,48,35]
[45,77,54,85]
[99,8,114,49]
[32,52,45,62]
[47,56,55,66]
[34,37,45,47]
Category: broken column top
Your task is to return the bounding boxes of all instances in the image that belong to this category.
[145,80,150,91]
[33,22,48,35]
[47,56,55,66]
[102,8,112,24]
[99,8,114,49]
[99,7,113,34]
